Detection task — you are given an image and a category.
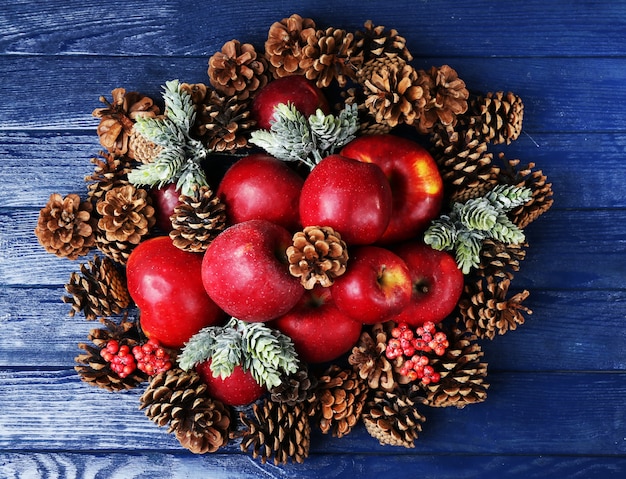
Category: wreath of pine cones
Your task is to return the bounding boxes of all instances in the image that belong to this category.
[34,14,553,466]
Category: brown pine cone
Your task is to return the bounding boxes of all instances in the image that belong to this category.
[208,40,268,101]
[140,368,231,454]
[416,324,489,408]
[300,27,359,88]
[354,20,413,62]
[470,91,524,145]
[180,82,209,106]
[311,365,367,438]
[75,317,146,391]
[169,185,227,253]
[239,399,311,465]
[63,254,130,320]
[363,389,426,448]
[127,126,162,164]
[340,87,394,136]
[96,184,155,245]
[459,276,532,339]
[92,88,160,156]
[265,13,317,78]
[35,193,96,260]
[348,322,397,392]
[477,238,527,280]
[85,152,132,202]
[287,226,348,289]
[269,367,318,407]
[416,65,469,134]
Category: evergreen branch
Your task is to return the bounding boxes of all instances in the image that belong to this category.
[485,184,533,212]
[163,79,196,134]
[457,198,499,231]
[178,327,218,371]
[133,116,184,148]
[455,230,485,274]
[309,102,359,156]
[423,215,458,251]
[127,145,186,189]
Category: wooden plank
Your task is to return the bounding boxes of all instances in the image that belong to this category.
[1,452,625,479]
[1,56,626,133]
[0,369,624,456]
[2,0,626,58]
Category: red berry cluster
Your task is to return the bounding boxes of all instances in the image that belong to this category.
[385,321,450,385]
[100,339,172,378]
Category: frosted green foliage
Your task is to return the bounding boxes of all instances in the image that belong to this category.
[424,184,532,274]
[249,102,359,170]
[127,79,209,197]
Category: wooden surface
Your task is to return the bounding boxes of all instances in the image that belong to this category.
[1,1,625,477]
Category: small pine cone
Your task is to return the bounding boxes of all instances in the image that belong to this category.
[63,254,130,320]
[300,27,359,88]
[195,90,255,152]
[96,184,155,245]
[354,20,413,62]
[140,368,231,454]
[348,323,397,392]
[470,91,524,145]
[35,193,96,260]
[287,226,348,289]
[85,152,132,202]
[169,185,227,253]
[208,40,268,101]
[362,389,426,448]
[312,365,367,438]
[417,324,489,408]
[239,399,311,465]
[75,317,146,391]
[459,276,532,339]
[269,367,318,407]
[265,13,317,78]
[477,238,527,280]
[127,126,162,164]
[92,88,160,156]
[416,65,469,134]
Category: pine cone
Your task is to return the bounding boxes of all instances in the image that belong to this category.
[265,13,317,78]
[195,90,255,152]
[269,367,318,407]
[239,399,311,465]
[140,368,231,454]
[348,323,397,392]
[470,91,524,145]
[359,56,425,128]
[477,238,527,280]
[96,184,155,245]
[63,254,130,320]
[85,152,132,202]
[459,276,532,339]
[300,27,358,88]
[416,65,469,134]
[169,185,227,252]
[92,88,160,156]
[35,193,96,260]
[75,317,146,391]
[354,20,413,62]
[362,389,426,448]
[287,226,348,289]
[208,40,268,101]
[340,87,394,135]
[180,82,209,106]
[311,365,367,438]
[417,324,489,408]
[127,126,162,164]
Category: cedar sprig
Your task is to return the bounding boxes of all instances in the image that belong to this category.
[249,102,359,169]
[127,79,210,196]
[424,184,532,273]
[178,318,300,389]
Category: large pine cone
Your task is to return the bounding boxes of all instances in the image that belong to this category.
[300,27,358,88]
[348,322,397,392]
[85,152,132,202]
[96,184,155,245]
[354,20,413,63]
[470,91,524,145]
[265,13,317,78]
[140,368,231,454]
[476,238,527,280]
[35,193,96,260]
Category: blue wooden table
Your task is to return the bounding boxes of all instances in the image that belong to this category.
[1,1,625,477]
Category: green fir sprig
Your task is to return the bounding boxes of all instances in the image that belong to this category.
[178,317,300,390]
[249,102,359,169]
[424,184,532,274]
[127,79,209,196]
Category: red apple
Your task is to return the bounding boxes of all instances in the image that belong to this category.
[251,75,330,130]
[126,236,225,348]
[331,245,412,324]
[299,154,393,245]
[217,153,304,231]
[201,219,304,322]
[196,360,266,406]
[272,287,362,363]
[150,182,181,233]
[390,242,464,326]
[341,134,444,243]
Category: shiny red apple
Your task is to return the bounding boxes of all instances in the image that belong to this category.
[126,236,225,348]
[217,153,304,231]
[390,242,464,326]
[299,154,393,245]
[272,286,362,363]
[149,182,180,233]
[341,134,444,243]
[196,360,266,406]
[251,75,330,130]
[201,219,304,322]
[331,245,412,324]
